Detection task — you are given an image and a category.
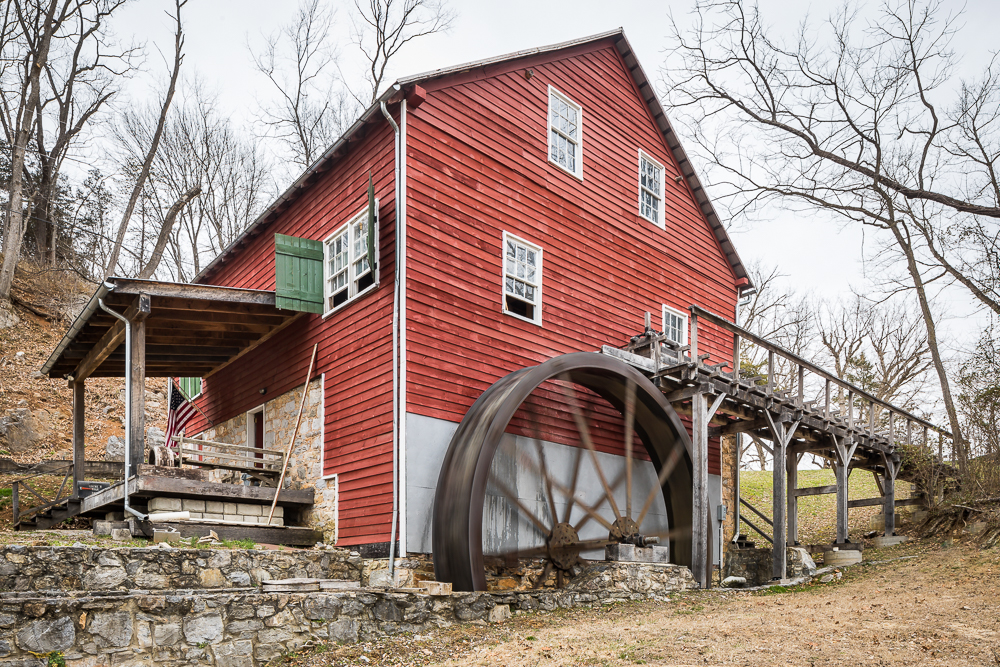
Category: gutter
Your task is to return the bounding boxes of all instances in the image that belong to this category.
[96,290,146,521]
[381,88,406,583]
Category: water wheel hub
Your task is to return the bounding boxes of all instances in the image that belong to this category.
[547,522,580,570]
[609,516,640,543]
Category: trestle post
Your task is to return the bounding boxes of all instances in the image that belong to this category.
[832,434,858,544]
[764,411,800,580]
[691,389,726,589]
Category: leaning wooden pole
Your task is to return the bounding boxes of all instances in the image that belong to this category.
[267,344,319,525]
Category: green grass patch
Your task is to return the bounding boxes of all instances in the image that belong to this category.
[740,469,883,544]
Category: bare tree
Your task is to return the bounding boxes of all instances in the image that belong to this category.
[1,0,64,308]
[251,0,355,171]
[661,0,990,469]
[104,0,187,279]
[351,0,455,103]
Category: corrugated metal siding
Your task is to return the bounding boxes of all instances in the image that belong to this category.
[405,43,736,474]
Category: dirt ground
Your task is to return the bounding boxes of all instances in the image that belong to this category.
[294,539,1000,667]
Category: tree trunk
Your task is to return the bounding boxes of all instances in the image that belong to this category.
[104,0,185,279]
[888,221,967,473]
[0,0,61,301]
[137,186,201,280]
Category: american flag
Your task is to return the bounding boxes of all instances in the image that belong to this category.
[165,379,197,449]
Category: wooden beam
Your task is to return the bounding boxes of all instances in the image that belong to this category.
[72,295,150,381]
[787,453,798,545]
[691,390,709,589]
[664,383,712,403]
[792,485,837,497]
[709,417,768,437]
[129,297,149,478]
[110,279,277,306]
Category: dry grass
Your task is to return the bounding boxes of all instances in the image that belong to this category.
[290,539,1000,666]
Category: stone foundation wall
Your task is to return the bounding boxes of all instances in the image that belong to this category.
[0,562,696,665]
[723,546,817,586]
[197,379,336,541]
[0,546,361,593]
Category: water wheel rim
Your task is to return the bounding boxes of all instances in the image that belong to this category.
[432,352,694,592]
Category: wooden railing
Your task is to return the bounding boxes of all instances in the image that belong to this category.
[172,435,285,484]
[689,305,953,458]
[11,463,74,526]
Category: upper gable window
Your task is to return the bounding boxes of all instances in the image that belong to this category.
[502,231,543,325]
[323,206,377,315]
[548,87,583,179]
[639,151,665,227]
[662,305,688,347]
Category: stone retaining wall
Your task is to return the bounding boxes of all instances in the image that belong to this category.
[0,562,695,666]
[0,546,361,593]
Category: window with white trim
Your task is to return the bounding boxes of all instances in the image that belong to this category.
[323,207,377,314]
[639,151,665,226]
[502,232,543,325]
[548,87,583,178]
[662,305,688,346]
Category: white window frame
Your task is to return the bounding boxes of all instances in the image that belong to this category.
[662,305,689,346]
[501,231,543,326]
[638,150,665,228]
[322,204,379,317]
[547,86,584,180]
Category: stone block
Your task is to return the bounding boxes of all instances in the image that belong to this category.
[239,516,259,525]
[148,497,182,512]
[605,543,635,562]
[223,515,241,523]
[489,604,511,623]
[873,535,909,548]
[110,528,131,542]
[153,623,181,646]
[188,512,203,520]
[88,611,133,647]
[16,616,75,653]
[206,501,224,514]
[236,503,261,516]
[260,516,284,527]
[417,581,452,595]
[152,530,180,544]
[104,512,125,521]
[183,613,223,644]
[823,548,863,567]
[182,499,205,512]
[271,506,284,518]
[203,513,225,522]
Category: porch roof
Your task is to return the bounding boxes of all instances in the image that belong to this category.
[41,278,300,380]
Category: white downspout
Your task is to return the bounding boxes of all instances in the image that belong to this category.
[97,292,147,521]
[398,97,408,558]
[381,88,404,581]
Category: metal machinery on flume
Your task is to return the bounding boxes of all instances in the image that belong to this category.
[431,352,694,592]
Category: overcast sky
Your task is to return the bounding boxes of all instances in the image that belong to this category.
[109,0,997,350]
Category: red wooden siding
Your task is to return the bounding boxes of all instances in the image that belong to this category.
[185,120,399,545]
[404,41,737,474]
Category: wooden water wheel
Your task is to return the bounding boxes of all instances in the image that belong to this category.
[431,352,694,592]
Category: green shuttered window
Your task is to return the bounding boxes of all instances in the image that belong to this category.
[275,234,325,313]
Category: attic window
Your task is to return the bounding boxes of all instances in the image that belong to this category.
[639,151,665,227]
[323,206,378,315]
[548,87,583,179]
[502,231,543,326]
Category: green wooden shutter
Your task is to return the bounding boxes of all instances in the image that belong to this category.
[179,377,202,399]
[275,234,324,313]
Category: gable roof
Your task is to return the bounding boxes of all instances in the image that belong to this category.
[198,29,749,286]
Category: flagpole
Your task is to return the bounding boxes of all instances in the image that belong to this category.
[170,378,215,427]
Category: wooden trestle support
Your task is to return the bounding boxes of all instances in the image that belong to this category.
[604,306,954,587]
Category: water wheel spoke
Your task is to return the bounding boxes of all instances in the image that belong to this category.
[636,445,685,526]
[558,376,622,520]
[514,449,616,533]
[562,446,584,524]
[624,380,636,521]
[489,475,551,538]
[572,467,626,532]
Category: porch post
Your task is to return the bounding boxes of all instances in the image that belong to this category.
[771,427,786,578]
[71,379,85,498]
[128,300,148,478]
[834,455,849,543]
